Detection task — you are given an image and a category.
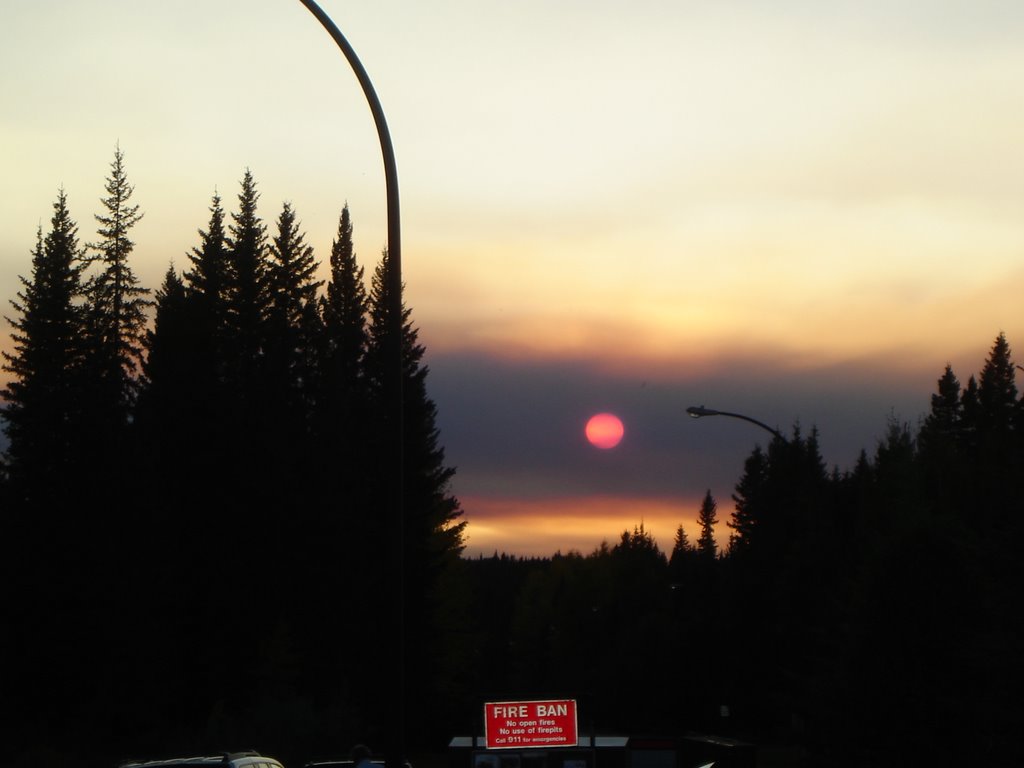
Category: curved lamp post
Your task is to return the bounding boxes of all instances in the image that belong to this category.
[297,0,400,277]
[686,405,783,441]
[297,3,404,764]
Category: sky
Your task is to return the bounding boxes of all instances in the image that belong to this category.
[3,0,1024,557]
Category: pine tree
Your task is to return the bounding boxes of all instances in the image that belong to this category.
[267,203,320,330]
[315,205,370,516]
[134,264,199,630]
[606,524,671,727]
[667,523,695,635]
[977,332,1017,436]
[216,169,274,515]
[973,332,1020,529]
[138,265,195,464]
[320,204,367,400]
[723,428,835,734]
[224,169,270,392]
[365,248,465,561]
[364,246,466,742]
[364,247,403,424]
[727,446,768,555]
[669,524,694,570]
[960,374,981,452]
[83,146,151,430]
[920,365,963,449]
[73,150,153,720]
[613,522,665,562]
[1,192,96,755]
[294,207,372,718]
[184,190,230,372]
[171,190,235,477]
[918,364,965,519]
[364,245,409,561]
[265,200,322,415]
[696,489,719,560]
[260,201,323,595]
[756,426,830,559]
[1,191,87,499]
[871,417,919,523]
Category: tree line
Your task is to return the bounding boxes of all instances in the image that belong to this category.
[452,332,1024,767]
[1,148,466,767]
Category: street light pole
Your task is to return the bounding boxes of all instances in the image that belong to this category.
[296,0,401,277]
[297,3,404,765]
[686,405,783,441]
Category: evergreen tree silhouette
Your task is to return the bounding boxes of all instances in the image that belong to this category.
[696,489,719,561]
[668,522,695,586]
[136,198,234,558]
[266,201,321,404]
[978,332,1017,431]
[671,523,694,559]
[367,246,466,565]
[137,265,196,469]
[689,492,722,726]
[82,146,151,447]
[1,189,104,762]
[73,148,154,755]
[184,190,231,385]
[959,373,981,454]
[918,364,965,519]
[221,170,273,523]
[171,190,234,493]
[925,364,964,436]
[306,205,372,717]
[606,525,671,728]
[727,445,768,555]
[975,332,1020,531]
[260,201,326,711]
[319,204,368,423]
[224,169,270,399]
[0,159,485,763]
[364,246,466,744]
[2,191,87,501]
[316,204,370,497]
[138,274,246,744]
[722,428,835,738]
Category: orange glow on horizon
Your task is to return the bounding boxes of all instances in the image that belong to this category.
[460,493,728,558]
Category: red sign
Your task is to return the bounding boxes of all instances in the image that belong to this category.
[483,699,578,749]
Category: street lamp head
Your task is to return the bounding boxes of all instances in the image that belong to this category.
[686,405,719,418]
[686,404,783,441]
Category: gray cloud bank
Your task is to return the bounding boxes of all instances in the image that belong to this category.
[425,349,933,518]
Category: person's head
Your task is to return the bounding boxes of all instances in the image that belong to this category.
[351,745,373,764]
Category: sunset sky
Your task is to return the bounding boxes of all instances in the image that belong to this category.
[3,1,1024,556]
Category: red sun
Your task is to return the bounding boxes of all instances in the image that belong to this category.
[585,412,625,449]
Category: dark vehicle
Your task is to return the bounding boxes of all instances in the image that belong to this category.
[122,751,286,768]
[304,759,412,768]
[449,735,751,768]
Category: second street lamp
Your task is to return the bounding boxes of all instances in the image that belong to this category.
[686,405,784,442]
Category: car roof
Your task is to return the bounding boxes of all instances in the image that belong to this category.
[122,753,284,768]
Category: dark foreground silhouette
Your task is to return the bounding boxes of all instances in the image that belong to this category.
[2,153,1022,768]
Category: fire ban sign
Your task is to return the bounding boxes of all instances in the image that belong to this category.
[484,699,578,749]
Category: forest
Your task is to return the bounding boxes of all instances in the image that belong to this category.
[2,150,1022,768]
